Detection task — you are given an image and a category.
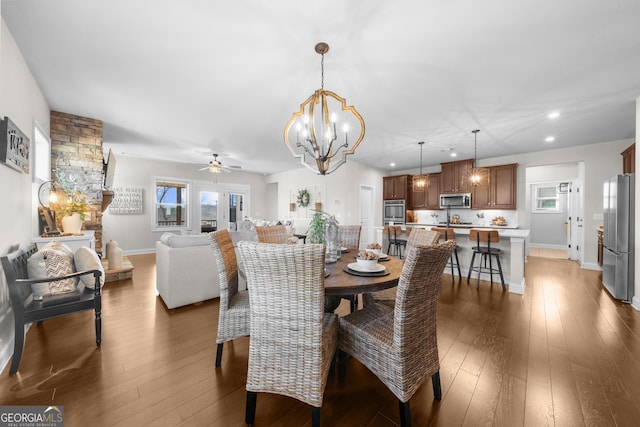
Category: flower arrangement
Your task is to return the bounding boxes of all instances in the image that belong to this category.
[58,191,89,221]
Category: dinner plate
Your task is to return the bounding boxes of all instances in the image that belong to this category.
[343,265,390,277]
[347,262,386,273]
[341,247,349,253]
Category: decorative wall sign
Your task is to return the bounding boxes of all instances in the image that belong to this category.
[109,187,143,214]
[0,116,30,173]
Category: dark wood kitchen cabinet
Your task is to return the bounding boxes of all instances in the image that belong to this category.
[440,159,473,194]
[411,173,441,209]
[383,175,411,200]
[471,163,517,210]
[622,143,635,174]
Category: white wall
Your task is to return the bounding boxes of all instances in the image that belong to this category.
[0,17,50,373]
[266,160,387,228]
[102,155,270,254]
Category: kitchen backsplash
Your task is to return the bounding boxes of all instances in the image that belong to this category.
[414,209,518,227]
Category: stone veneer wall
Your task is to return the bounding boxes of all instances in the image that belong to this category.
[50,111,105,255]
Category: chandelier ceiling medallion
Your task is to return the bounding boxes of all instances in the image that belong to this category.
[468,129,490,187]
[284,42,365,175]
[413,141,429,190]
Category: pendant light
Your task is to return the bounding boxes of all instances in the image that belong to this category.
[469,129,490,187]
[413,141,429,190]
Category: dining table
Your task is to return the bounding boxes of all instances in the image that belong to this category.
[323,252,404,312]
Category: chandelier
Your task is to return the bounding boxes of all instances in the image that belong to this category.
[468,129,490,187]
[413,141,429,190]
[284,42,365,175]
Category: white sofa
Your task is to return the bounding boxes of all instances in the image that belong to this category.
[155,231,254,309]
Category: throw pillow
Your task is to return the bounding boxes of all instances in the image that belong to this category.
[27,241,76,299]
[74,247,105,289]
[43,250,76,295]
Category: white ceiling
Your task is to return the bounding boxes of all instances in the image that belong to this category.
[2,0,639,175]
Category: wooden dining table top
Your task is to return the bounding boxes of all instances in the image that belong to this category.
[324,252,404,296]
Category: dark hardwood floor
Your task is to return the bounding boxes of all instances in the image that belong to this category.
[2,252,640,426]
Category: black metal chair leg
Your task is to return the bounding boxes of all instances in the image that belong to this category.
[489,253,494,284]
[432,371,442,400]
[398,400,411,427]
[454,249,461,279]
[496,255,506,290]
[215,343,224,367]
[467,252,476,283]
[449,254,455,283]
[312,406,321,427]
[246,391,257,425]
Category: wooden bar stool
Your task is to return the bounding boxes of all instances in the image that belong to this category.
[467,229,505,290]
[431,227,462,283]
[385,225,405,258]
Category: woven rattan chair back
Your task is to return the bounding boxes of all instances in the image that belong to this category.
[208,229,250,367]
[338,225,361,250]
[404,228,439,255]
[255,225,289,244]
[238,241,339,426]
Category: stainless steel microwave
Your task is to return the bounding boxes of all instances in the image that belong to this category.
[440,193,471,209]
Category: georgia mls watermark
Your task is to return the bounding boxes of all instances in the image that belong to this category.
[0,406,64,427]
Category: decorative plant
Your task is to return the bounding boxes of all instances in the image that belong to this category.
[307,210,338,244]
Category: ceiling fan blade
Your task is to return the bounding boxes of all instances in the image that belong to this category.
[198,166,210,171]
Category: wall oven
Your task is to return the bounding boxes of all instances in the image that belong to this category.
[384,200,406,224]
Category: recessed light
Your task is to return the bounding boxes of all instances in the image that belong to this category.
[547,111,560,119]
[545,136,555,142]
[390,162,396,167]
[450,152,457,157]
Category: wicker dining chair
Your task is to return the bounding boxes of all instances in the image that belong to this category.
[238,241,338,427]
[338,240,455,427]
[367,228,440,308]
[208,229,250,367]
[338,225,362,312]
[256,224,299,244]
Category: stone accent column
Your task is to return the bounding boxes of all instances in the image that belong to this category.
[50,111,105,255]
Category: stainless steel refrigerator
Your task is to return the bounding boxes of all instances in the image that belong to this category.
[602,174,635,302]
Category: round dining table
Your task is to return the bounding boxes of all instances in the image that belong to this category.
[323,253,404,312]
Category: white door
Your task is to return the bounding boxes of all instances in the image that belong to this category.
[568,179,584,262]
[359,185,375,250]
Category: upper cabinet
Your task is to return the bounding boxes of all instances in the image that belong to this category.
[440,159,473,193]
[411,173,441,210]
[471,164,517,210]
[383,175,411,201]
[622,143,635,174]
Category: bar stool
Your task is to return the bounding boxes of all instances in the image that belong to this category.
[385,225,405,258]
[467,229,505,290]
[431,227,462,283]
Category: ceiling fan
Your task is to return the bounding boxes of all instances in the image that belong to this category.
[198,154,242,173]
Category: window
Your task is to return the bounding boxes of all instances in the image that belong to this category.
[533,185,560,212]
[154,177,190,230]
[33,121,50,183]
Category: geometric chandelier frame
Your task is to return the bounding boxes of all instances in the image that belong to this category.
[284,42,365,175]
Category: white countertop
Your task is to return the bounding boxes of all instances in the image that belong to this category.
[376,225,529,238]
[406,222,519,230]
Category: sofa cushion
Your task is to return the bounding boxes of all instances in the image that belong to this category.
[27,241,76,299]
[74,246,105,289]
[160,232,211,248]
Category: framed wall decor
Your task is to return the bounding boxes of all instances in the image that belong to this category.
[109,187,143,214]
[0,116,30,173]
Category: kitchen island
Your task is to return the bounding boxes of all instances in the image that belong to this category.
[376,225,529,294]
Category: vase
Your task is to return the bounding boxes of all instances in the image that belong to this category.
[61,212,83,234]
[323,216,339,264]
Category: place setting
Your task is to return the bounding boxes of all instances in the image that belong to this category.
[344,249,389,277]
